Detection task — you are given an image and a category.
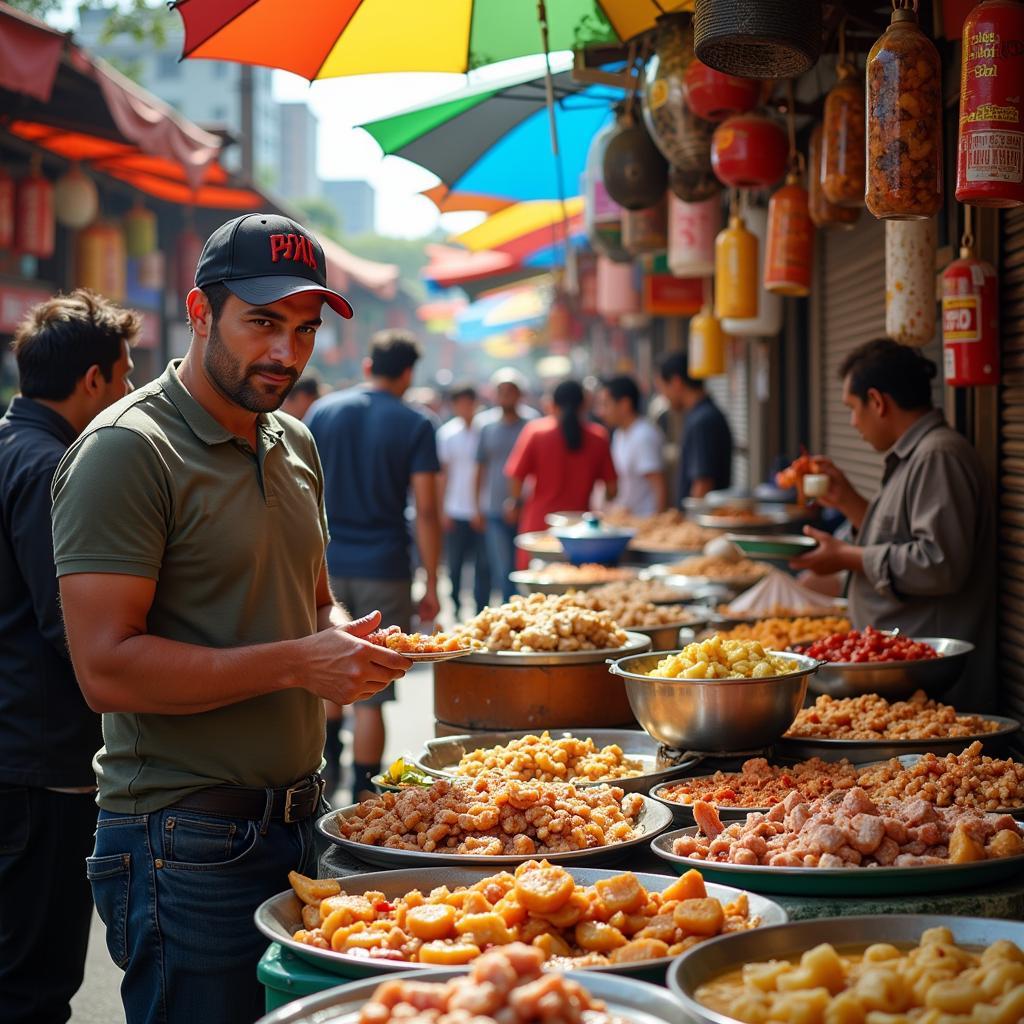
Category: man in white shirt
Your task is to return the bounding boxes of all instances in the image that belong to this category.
[437,384,490,618]
[597,375,666,518]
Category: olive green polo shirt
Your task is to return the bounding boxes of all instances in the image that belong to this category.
[51,361,328,813]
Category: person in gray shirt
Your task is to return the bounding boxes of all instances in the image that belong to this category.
[473,368,536,602]
[792,339,995,709]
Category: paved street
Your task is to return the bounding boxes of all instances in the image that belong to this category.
[70,664,436,1023]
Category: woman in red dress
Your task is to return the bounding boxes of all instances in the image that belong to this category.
[504,380,618,567]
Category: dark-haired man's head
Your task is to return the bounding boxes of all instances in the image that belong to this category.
[657,351,705,412]
[449,383,477,424]
[598,375,641,429]
[12,288,137,432]
[364,329,421,396]
[839,338,936,452]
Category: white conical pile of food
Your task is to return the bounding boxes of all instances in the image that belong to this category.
[725,569,841,616]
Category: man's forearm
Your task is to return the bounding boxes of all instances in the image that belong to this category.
[318,600,350,631]
[840,493,870,532]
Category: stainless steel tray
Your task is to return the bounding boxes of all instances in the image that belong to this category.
[415,729,704,795]
[667,914,1024,1024]
[459,629,651,666]
[777,713,1021,761]
[253,865,788,984]
[258,967,690,1023]
[509,568,639,595]
[317,794,673,868]
[512,530,566,562]
[650,827,1024,896]
[692,510,794,531]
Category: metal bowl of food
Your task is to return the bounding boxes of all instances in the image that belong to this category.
[807,636,974,699]
[509,567,639,595]
[607,650,820,753]
[630,623,698,651]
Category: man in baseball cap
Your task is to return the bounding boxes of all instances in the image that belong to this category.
[50,214,409,1024]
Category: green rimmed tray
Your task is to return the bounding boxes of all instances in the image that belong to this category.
[724,533,818,559]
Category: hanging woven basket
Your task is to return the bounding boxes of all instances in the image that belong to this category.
[694,0,822,79]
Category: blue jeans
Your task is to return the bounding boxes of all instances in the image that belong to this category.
[485,515,518,603]
[88,801,320,1024]
[446,518,490,615]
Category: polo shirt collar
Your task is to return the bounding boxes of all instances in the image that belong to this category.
[888,408,945,462]
[5,395,77,446]
[160,360,283,446]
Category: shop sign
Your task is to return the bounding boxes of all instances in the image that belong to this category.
[643,273,703,316]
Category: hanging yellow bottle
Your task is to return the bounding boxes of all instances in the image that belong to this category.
[688,305,727,377]
[714,213,758,319]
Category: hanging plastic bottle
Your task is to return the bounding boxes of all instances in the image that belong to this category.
[688,303,728,377]
[809,123,860,230]
[885,218,937,345]
[822,25,866,208]
[722,204,783,336]
[866,0,943,220]
[956,0,1024,208]
[714,196,758,320]
[668,192,719,277]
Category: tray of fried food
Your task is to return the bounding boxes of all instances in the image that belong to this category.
[367,625,482,662]
[651,787,1024,896]
[604,510,721,557]
[713,600,848,624]
[588,577,711,606]
[668,916,1024,1024]
[655,555,772,589]
[416,729,703,795]
[255,860,786,983]
[316,776,673,868]
[697,616,851,649]
[779,690,1020,760]
[565,590,703,632]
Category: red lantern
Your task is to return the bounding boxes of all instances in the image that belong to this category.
[175,226,205,296]
[956,0,1024,208]
[764,172,813,297]
[684,60,760,122]
[76,221,126,301]
[0,167,14,250]
[15,163,54,259]
[942,249,999,386]
[711,114,788,189]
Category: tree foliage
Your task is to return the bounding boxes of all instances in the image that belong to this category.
[9,1,168,46]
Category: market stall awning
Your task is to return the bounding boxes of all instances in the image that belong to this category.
[0,1,64,101]
[422,243,519,289]
[450,198,585,261]
[420,184,513,216]
[455,279,553,344]
[320,235,399,301]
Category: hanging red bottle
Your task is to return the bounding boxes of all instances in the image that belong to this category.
[942,248,999,385]
[956,0,1024,208]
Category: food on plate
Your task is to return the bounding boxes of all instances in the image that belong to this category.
[701,506,774,524]
[588,578,696,605]
[520,563,636,584]
[672,787,1024,867]
[714,616,851,650]
[658,744,1024,813]
[378,757,434,789]
[604,508,720,551]
[455,594,629,653]
[289,860,759,968]
[785,690,1002,741]
[666,554,772,582]
[646,637,799,680]
[717,602,847,620]
[368,626,479,654]
[566,591,696,630]
[795,624,938,662]
[336,777,644,855]
[520,531,563,552]
[357,944,626,1023]
[696,926,1024,1023]
[453,731,644,784]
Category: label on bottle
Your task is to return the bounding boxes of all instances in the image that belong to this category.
[965,129,1024,182]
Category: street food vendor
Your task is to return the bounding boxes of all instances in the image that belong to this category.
[791,339,995,708]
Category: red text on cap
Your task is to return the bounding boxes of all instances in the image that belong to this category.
[269,233,318,270]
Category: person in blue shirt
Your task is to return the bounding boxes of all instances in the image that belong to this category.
[305,331,441,799]
[658,351,733,501]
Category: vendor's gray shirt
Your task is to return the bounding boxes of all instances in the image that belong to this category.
[849,409,995,709]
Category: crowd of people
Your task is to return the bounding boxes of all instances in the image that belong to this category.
[0,212,995,1024]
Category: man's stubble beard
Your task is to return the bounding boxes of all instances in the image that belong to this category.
[204,322,298,413]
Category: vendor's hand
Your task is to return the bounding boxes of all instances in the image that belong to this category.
[417,586,440,628]
[502,498,520,527]
[300,610,411,705]
[789,526,858,576]
[805,457,860,512]
[471,512,486,533]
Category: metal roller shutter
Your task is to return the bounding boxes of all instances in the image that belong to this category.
[999,206,1024,724]
[819,216,943,499]
[706,340,749,489]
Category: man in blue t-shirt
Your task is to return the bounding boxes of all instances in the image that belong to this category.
[658,352,733,502]
[305,330,441,798]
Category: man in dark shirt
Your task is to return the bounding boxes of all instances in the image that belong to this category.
[0,289,136,1024]
[305,330,441,799]
[658,352,733,501]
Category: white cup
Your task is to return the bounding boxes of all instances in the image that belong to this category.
[803,473,829,498]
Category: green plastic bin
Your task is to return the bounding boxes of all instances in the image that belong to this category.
[258,942,348,1012]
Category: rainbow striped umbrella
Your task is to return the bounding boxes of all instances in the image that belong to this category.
[173,0,689,79]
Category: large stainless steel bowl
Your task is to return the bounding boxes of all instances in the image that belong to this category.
[808,636,974,698]
[607,650,820,752]
[668,915,1024,1024]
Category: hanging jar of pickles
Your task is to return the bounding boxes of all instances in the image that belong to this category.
[822,61,865,207]
[809,123,860,230]
[715,206,758,319]
[885,218,937,345]
[866,1,943,220]
[622,194,668,255]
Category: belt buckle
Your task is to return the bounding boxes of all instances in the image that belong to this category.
[283,775,323,824]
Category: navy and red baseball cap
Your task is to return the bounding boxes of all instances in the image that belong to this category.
[194,213,353,319]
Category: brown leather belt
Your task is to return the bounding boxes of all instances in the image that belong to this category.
[169,774,325,824]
